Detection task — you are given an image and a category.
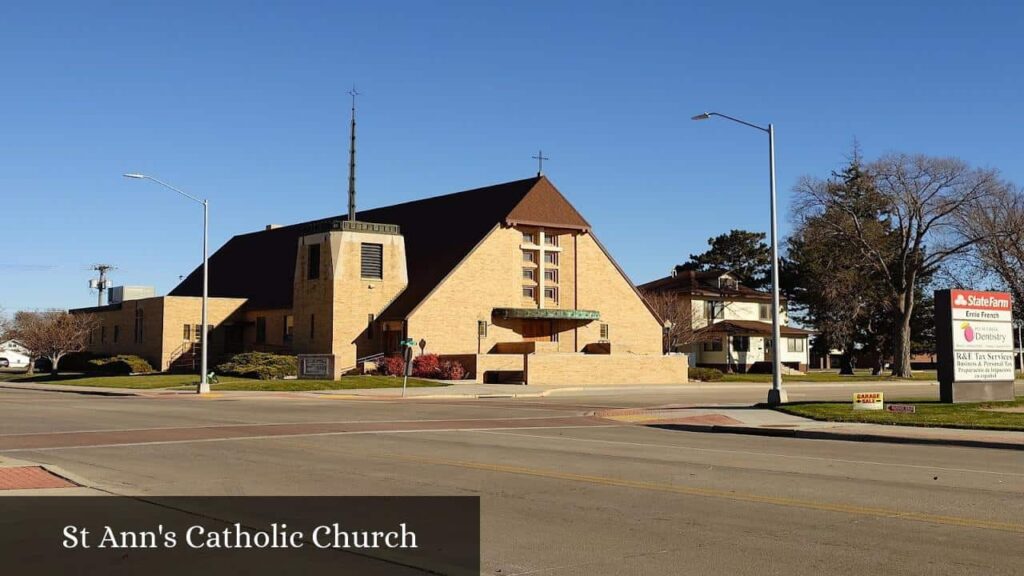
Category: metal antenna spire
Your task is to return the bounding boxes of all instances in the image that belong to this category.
[532,150,549,177]
[347,85,360,222]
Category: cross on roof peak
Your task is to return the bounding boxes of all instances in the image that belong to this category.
[531,150,549,177]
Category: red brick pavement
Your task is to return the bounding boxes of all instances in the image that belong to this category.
[0,466,76,490]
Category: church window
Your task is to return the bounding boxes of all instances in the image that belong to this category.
[256,317,267,344]
[307,243,321,280]
[284,315,294,343]
[134,308,144,343]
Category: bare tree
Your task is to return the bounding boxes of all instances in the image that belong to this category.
[953,185,1024,315]
[796,153,1007,377]
[10,310,97,375]
[0,307,10,340]
[641,290,697,354]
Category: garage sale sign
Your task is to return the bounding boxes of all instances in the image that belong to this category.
[935,289,1015,402]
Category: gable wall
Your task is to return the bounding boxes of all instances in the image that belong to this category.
[573,233,662,355]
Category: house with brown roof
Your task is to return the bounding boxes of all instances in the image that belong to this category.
[639,269,811,373]
[74,176,685,385]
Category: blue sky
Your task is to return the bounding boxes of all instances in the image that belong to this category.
[2,1,1022,311]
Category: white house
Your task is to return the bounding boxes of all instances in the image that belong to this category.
[0,340,32,370]
[639,270,812,373]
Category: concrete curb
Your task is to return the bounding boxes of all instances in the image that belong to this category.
[645,422,1024,451]
[316,391,552,400]
[0,383,142,397]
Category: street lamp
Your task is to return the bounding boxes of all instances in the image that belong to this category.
[692,111,787,405]
[123,173,211,394]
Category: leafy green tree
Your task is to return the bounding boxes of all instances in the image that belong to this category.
[681,229,771,289]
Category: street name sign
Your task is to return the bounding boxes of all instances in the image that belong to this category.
[935,289,1015,402]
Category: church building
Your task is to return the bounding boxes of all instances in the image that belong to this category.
[75,176,686,385]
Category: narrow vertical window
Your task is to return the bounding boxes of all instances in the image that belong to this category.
[183,324,191,340]
[478,320,488,338]
[256,317,267,343]
[367,313,375,339]
[134,308,144,343]
[307,243,321,280]
[600,323,609,340]
[113,325,119,343]
[309,314,316,340]
[284,315,294,343]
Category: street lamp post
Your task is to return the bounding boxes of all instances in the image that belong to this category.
[1017,320,1023,378]
[692,112,787,405]
[123,173,210,394]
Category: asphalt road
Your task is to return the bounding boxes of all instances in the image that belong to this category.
[0,384,1022,575]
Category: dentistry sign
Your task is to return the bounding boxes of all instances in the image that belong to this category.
[935,289,1015,402]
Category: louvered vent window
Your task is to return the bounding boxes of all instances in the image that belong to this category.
[361,243,383,279]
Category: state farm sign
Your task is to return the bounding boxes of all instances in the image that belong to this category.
[951,289,1013,322]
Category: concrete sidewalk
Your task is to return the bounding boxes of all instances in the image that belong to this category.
[597,406,1024,451]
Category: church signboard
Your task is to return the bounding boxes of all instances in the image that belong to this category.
[298,354,333,379]
[935,289,1015,402]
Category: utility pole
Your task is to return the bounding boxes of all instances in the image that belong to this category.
[89,264,115,307]
[1017,320,1023,377]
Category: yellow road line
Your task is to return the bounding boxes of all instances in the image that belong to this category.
[388,454,1024,534]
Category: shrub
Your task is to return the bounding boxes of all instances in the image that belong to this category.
[688,367,724,382]
[438,360,467,380]
[380,355,406,377]
[61,351,101,372]
[88,355,154,375]
[412,353,441,378]
[216,352,297,380]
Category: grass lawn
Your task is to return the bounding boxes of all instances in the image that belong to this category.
[777,397,1024,431]
[719,369,938,383]
[0,372,448,391]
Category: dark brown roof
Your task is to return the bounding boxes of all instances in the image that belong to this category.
[505,177,590,231]
[638,269,780,302]
[694,320,813,337]
[170,176,592,318]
